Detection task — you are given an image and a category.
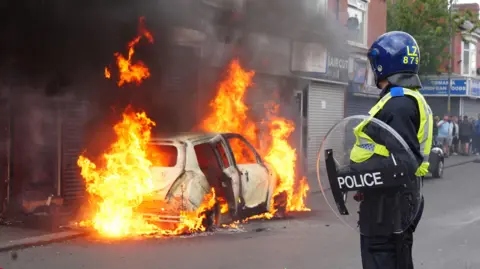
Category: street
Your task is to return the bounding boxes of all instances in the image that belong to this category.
[1,161,479,269]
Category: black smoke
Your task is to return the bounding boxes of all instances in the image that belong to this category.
[0,0,350,209]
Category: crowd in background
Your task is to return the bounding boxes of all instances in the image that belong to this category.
[433,113,480,157]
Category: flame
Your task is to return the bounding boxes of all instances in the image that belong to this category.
[173,188,218,234]
[105,67,111,79]
[106,17,154,86]
[201,59,310,218]
[264,112,310,212]
[78,17,220,237]
[77,108,158,237]
[78,107,219,237]
[78,17,308,237]
[201,60,258,163]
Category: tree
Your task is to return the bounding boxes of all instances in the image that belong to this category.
[387,0,480,75]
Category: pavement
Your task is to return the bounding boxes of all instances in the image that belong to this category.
[443,154,480,167]
[0,227,87,252]
[0,157,478,269]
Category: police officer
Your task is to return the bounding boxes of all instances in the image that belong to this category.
[349,31,433,269]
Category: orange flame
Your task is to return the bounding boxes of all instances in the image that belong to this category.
[201,59,310,218]
[77,108,158,237]
[264,112,310,212]
[78,108,219,237]
[105,67,111,79]
[78,17,220,237]
[106,17,154,87]
[201,60,258,160]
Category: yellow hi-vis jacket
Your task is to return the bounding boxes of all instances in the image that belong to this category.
[349,87,433,176]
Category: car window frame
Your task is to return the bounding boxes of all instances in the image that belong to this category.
[222,133,264,165]
[147,143,181,167]
[209,137,235,169]
[193,142,224,171]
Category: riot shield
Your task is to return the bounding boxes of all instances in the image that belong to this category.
[317,115,422,236]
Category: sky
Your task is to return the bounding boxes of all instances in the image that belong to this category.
[457,0,480,4]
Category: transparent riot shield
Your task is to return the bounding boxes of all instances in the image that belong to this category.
[317,115,422,236]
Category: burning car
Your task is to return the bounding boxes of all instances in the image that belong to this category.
[139,132,279,228]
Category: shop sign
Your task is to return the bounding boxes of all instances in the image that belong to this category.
[291,41,349,83]
[291,41,328,73]
[419,78,467,96]
[470,79,480,97]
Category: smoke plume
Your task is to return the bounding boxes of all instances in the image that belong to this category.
[0,0,349,204]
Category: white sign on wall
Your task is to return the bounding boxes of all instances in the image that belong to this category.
[291,41,328,73]
[172,27,206,47]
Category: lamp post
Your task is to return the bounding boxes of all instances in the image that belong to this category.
[447,0,454,115]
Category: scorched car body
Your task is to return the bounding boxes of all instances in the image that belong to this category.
[139,132,278,225]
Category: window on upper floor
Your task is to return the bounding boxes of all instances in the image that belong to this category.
[347,0,368,46]
[462,40,477,77]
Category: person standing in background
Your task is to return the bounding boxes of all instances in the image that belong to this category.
[451,116,459,155]
[459,115,473,155]
[437,115,451,157]
[474,114,480,156]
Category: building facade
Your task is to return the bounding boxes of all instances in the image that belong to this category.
[420,3,480,119]
[289,0,388,176]
[344,0,386,117]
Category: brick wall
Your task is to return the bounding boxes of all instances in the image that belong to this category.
[367,0,387,47]
[327,0,386,46]
[443,3,479,75]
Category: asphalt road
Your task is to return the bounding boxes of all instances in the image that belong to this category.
[1,162,479,269]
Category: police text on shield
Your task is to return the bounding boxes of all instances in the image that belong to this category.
[337,172,383,189]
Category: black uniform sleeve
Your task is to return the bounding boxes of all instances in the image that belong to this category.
[374,96,423,165]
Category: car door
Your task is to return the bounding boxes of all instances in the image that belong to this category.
[209,135,241,215]
[223,133,270,209]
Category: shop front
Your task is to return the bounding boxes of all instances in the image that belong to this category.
[463,79,480,118]
[420,77,466,117]
[345,58,380,116]
[2,92,89,218]
[291,41,349,177]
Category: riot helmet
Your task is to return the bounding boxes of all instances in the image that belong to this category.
[368,31,422,89]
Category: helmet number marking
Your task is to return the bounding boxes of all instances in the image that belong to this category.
[403,45,419,65]
[407,46,418,57]
[403,56,419,65]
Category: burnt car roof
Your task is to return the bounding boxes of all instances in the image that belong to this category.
[150,132,220,144]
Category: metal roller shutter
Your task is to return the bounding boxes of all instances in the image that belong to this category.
[346,94,377,116]
[248,74,280,153]
[425,97,461,117]
[307,82,345,179]
[61,99,89,206]
[0,99,10,215]
[462,98,480,118]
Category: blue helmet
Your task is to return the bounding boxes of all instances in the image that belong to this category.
[368,31,421,89]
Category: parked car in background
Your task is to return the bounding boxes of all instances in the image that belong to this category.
[428,140,444,178]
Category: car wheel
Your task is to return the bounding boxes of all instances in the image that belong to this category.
[273,191,287,218]
[203,199,220,232]
[432,159,444,178]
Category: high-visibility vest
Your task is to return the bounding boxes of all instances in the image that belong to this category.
[349,87,433,176]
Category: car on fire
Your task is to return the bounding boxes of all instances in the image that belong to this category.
[138,132,279,227]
